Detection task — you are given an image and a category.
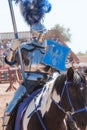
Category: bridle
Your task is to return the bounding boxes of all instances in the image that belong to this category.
[51,79,87,116]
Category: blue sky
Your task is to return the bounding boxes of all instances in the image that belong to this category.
[0,0,87,53]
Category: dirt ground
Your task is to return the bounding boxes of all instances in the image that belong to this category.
[0,83,19,130]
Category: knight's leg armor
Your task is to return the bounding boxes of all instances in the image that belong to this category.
[5,84,26,116]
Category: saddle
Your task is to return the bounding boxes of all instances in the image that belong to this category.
[5,88,42,130]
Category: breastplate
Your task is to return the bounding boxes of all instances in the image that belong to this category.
[20,42,47,73]
[28,47,46,72]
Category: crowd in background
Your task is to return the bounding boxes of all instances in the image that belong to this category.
[0,42,11,67]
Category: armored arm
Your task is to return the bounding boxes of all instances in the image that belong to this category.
[5,39,21,66]
[15,49,29,66]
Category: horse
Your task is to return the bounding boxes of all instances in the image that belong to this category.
[5,67,87,130]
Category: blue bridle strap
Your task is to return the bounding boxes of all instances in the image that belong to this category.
[27,100,46,130]
[60,81,72,98]
[60,81,75,112]
[36,111,46,130]
[66,84,75,112]
[27,88,47,130]
[34,96,47,130]
[51,97,66,114]
[52,80,87,116]
[72,107,87,115]
[51,97,87,116]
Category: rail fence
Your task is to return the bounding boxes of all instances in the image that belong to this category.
[0,67,22,92]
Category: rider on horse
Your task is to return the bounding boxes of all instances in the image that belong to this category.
[4,21,60,124]
[4,0,70,127]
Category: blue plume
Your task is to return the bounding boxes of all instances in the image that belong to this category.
[13,0,52,25]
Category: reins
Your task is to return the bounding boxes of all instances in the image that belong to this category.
[51,80,87,116]
[27,86,47,130]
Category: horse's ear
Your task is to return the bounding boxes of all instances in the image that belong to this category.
[67,67,74,81]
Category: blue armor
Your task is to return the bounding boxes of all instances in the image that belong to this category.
[5,39,53,115]
[20,39,48,73]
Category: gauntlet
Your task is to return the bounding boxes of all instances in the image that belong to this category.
[11,39,21,51]
[6,39,21,62]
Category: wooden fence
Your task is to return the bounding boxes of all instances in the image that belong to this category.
[0,67,22,91]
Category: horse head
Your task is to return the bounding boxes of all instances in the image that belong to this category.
[53,67,87,130]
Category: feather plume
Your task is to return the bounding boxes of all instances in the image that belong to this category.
[13,0,52,25]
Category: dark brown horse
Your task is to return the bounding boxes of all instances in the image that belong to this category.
[54,67,87,130]
[5,67,87,130]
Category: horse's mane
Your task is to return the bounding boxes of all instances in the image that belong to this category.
[53,72,66,94]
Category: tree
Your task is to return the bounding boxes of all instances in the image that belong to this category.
[46,24,71,43]
[85,51,87,54]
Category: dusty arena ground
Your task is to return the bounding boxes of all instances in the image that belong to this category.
[0,83,19,130]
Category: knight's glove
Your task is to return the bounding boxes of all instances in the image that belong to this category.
[6,39,21,62]
[11,39,21,51]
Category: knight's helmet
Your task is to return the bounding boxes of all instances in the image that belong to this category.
[31,22,47,47]
[16,0,52,46]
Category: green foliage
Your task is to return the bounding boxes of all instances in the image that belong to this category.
[85,51,87,54]
[77,51,87,55]
[48,24,71,43]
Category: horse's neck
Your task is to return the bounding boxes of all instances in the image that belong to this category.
[37,76,60,117]
[37,81,54,110]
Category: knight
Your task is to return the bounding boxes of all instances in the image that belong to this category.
[4,25,60,128]
[4,0,61,126]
